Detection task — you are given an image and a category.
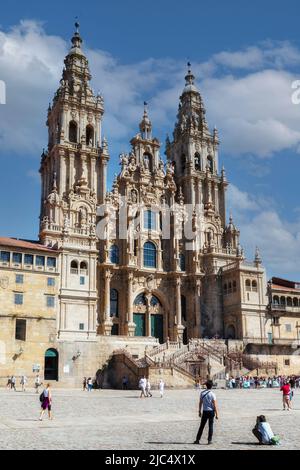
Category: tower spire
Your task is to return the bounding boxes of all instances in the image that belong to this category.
[183,62,198,94]
[70,19,83,52]
[139,101,152,140]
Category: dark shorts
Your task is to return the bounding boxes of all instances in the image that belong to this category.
[41,398,51,411]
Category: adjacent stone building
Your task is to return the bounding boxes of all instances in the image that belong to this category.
[1,24,300,386]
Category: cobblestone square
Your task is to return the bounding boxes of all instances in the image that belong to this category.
[0,387,299,450]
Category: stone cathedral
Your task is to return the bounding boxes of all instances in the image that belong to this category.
[1,25,300,387]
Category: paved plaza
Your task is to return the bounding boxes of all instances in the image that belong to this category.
[0,387,299,450]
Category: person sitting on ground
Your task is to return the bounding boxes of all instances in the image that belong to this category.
[252,415,279,445]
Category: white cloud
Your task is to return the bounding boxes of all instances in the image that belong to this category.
[1,21,300,161]
[211,41,300,70]
[228,185,300,279]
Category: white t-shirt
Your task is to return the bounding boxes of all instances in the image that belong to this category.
[201,390,216,412]
[139,379,146,389]
[258,422,274,444]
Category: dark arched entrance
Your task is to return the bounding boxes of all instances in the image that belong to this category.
[226,325,236,340]
[44,349,59,381]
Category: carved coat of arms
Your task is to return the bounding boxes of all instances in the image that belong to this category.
[0,277,9,289]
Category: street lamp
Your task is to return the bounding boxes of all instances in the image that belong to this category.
[72,350,81,361]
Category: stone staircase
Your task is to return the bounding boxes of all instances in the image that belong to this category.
[102,339,275,390]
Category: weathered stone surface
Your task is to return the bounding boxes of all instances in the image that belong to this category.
[0,388,298,450]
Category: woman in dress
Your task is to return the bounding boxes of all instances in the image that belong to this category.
[39,384,53,421]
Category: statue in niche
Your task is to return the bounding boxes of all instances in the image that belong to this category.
[131,190,138,204]
[144,154,150,170]
[78,207,87,226]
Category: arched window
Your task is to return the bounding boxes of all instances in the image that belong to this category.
[273,296,279,305]
[86,125,94,146]
[280,296,286,306]
[181,154,186,174]
[110,289,119,318]
[207,155,214,173]
[181,295,187,322]
[228,282,233,294]
[71,260,79,274]
[179,253,186,272]
[252,280,258,292]
[110,245,119,265]
[144,241,157,268]
[245,279,251,292]
[287,297,293,307]
[233,280,237,292]
[194,153,201,171]
[293,298,299,307]
[69,121,78,143]
[80,262,88,275]
[150,295,161,307]
[134,293,147,306]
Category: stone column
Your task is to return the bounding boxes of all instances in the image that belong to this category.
[102,269,113,335]
[175,278,185,342]
[194,279,201,338]
[90,156,96,194]
[126,273,136,336]
[100,161,108,204]
[59,149,66,196]
[69,153,75,189]
[145,292,152,338]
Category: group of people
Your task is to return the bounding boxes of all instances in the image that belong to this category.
[139,377,165,398]
[227,375,300,390]
[6,375,42,393]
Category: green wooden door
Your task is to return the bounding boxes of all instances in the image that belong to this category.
[151,315,164,344]
[133,314,145,337]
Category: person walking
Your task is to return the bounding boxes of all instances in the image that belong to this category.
[83,377,87,391]
[11,376,16,392]
[289,377,296,407]
[159,379,165,398]
[146,379,152,398]
[6,376,11,390]
[87,377,93,392]
[194,380,219,445]
[122,376,129,390]
[39,384,53,421]
[34,375,42,394]
[139,376,147,398]
[20,375,27,392]
[281,380,291,411]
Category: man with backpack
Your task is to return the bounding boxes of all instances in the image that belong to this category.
[194,380,219,445]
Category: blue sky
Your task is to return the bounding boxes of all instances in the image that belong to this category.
[0,0,300,280]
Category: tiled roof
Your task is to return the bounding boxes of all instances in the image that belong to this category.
[0,237,58,253]
[272,284,300,293]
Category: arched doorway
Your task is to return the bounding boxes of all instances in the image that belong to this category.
[150,296,164,344]
[133,293,165,343]
[226,325,236,340]
[44,349,59,381]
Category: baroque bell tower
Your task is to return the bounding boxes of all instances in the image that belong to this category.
[39,23,109,340]
[166,64,243,336]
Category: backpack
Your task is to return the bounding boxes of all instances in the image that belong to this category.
[39,391,45,403]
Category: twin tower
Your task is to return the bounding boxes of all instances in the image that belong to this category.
[39,24,244,347]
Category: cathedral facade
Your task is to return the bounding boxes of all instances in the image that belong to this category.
[1,25,300,386]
